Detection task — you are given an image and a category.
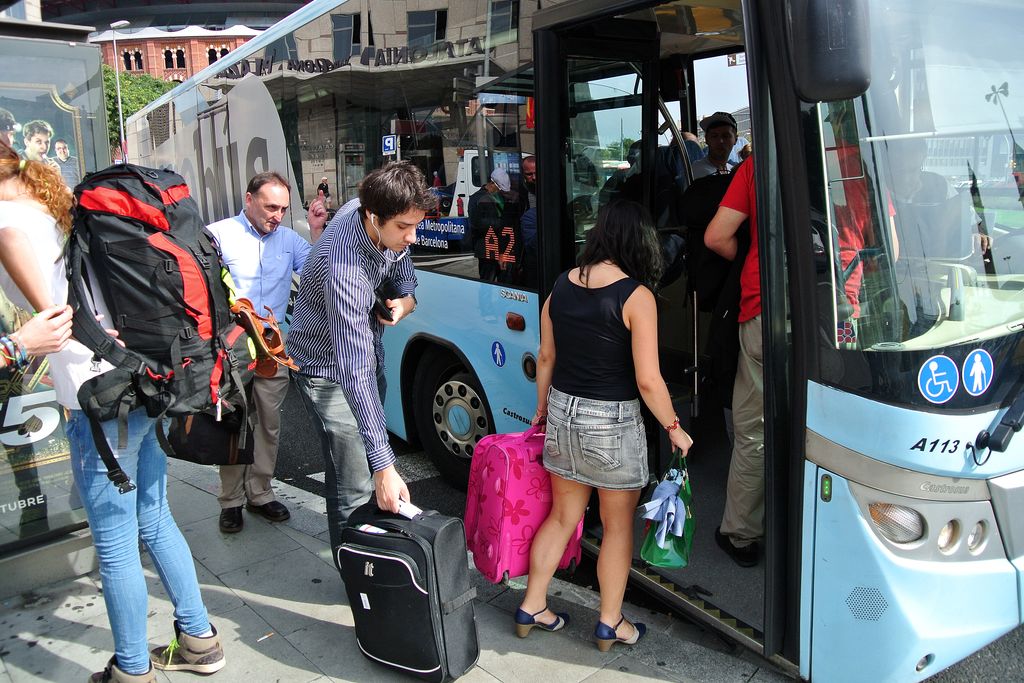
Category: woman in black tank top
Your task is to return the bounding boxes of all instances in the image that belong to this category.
[515,201,694,651]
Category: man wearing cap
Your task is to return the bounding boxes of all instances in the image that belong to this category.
[0,109,18,148]
[469,167,514,282]
[693,112,740,179]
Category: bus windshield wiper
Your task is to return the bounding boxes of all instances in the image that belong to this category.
[976,380,1024,453]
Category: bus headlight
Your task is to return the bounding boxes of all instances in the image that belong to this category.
[937,520,961,553]
[967,520,988,554]
[868,502,925,544]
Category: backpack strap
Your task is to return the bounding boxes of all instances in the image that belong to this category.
[67,229,169,377]
[78,370,140,494]
[88,414,137,495]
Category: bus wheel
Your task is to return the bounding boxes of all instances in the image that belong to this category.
[413,353,491,488]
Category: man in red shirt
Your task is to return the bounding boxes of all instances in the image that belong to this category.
[704,157,761,567]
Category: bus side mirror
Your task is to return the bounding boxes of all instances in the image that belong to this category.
[785,0,871,102]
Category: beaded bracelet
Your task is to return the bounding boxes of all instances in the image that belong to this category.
[0,336,16,362]
[664,417,680,432]
[0,335,28,370]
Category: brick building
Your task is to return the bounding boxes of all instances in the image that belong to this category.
[40,0,305,82]
[90,25,260,83]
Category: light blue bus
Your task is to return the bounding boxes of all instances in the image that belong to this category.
[127,0,1024,679]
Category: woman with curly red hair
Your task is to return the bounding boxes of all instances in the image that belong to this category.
[0,138,226,682]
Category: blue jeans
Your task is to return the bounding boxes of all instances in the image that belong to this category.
[68,409,210,675]
[543,387,648,490]
[293,372,378,553]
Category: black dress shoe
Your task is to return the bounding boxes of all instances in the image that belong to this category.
[715,526,758,567]
[219,506,243,533]
[246,500,291,522]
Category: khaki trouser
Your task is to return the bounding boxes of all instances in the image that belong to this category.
[720,315,764,548]
[218,363,290,508]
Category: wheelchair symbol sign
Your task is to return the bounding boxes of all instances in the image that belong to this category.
[962,349,994,397]
[918,354,959,404]
[382,134,397,155]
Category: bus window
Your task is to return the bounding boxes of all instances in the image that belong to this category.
[811,2,1024,408]
[568,59,644,243]
[692,53,751,172]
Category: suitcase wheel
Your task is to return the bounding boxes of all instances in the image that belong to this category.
[568,558,577,573]
[502,570,510,584]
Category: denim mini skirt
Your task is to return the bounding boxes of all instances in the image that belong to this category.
[542,386,648,490]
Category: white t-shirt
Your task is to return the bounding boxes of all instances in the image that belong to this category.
[0,201,112,409]
[691,157,737,180]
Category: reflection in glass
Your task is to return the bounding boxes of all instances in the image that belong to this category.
[814,1,1024,355]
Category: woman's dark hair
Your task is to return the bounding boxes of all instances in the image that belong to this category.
[359,161,436,221]
[578,200,664,289]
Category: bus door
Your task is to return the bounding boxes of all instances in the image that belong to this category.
[534,0,782,666]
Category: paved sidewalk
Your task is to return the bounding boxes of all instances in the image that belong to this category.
[0,459,787,683]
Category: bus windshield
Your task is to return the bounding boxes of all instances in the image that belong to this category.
[812,0,1024,363]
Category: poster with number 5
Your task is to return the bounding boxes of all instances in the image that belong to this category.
[0,289,82,554]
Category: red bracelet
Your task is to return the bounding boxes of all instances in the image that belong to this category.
[664,417,680,432]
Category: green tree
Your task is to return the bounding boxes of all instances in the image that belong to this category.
[102,64,175,151]
[604,136,635,162]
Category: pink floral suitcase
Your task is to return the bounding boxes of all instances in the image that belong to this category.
[464,425,583,583]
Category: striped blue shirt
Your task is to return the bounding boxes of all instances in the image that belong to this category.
[287,199,416,471]
[206,211,310,321]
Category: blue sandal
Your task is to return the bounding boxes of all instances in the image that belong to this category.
[514,607,569,638]
[595,615,646,652]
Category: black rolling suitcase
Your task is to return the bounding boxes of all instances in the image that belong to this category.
[337,502,480,682]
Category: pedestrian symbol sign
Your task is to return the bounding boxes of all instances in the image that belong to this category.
[491,341,505,368]
[382,134,397,156]
[963,349,994,397]
[918,354,958,404]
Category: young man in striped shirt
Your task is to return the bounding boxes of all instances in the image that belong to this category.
[287,162,435,550]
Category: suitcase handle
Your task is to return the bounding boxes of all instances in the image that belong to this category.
[524,425,544,440]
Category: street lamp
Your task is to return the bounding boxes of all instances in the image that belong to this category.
[110,20,130,163]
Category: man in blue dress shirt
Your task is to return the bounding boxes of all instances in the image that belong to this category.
[288,161,435,551]
[207,171,313,533]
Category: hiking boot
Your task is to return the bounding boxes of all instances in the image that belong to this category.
[715,526,758,567]
[150,621,226,674]
[88,656,155,683]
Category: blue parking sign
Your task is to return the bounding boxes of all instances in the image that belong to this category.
[382,134,397,155]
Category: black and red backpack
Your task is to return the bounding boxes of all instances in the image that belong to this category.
[67,164,255,492]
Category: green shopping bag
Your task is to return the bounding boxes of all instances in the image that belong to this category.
[638,451,695,569]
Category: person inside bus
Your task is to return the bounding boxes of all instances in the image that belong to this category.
[692,112,739,179]
[287,161,435,551]
[599,140,642,208]
[682,131,705,164]
[469,166,517,282]
[518,200,693,650]
[0,138,228,682]
[520,207,539,286]
[207,171,312,534]
[519,155,537,212]
[704,156,762,568]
